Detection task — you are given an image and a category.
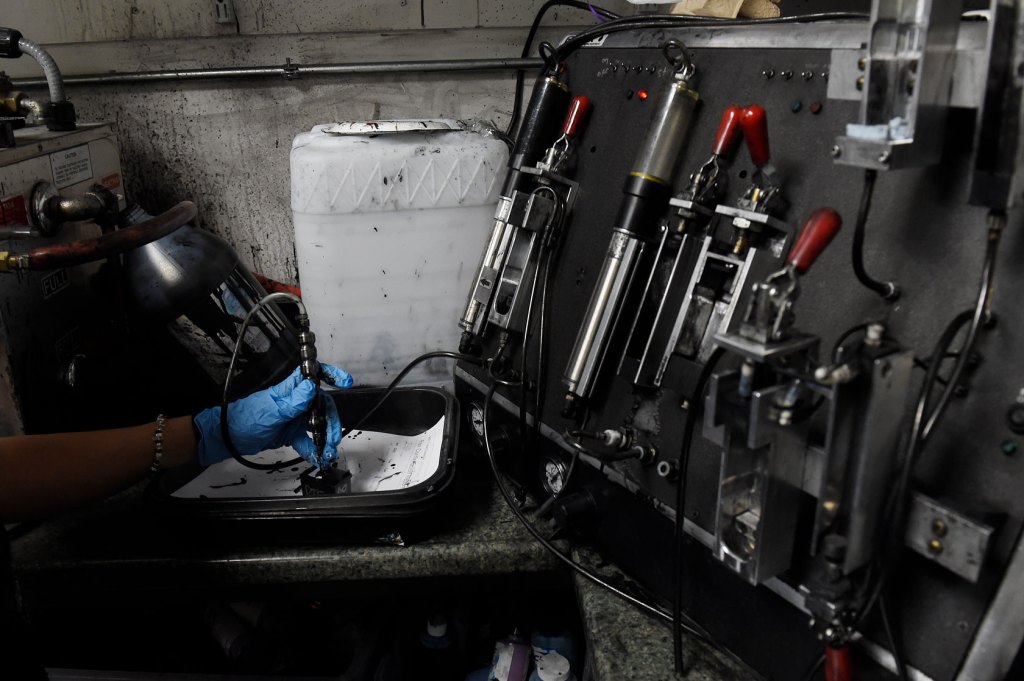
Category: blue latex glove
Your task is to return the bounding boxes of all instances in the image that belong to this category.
[194,363,353,467]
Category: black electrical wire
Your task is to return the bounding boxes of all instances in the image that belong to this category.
[855,211,1004,636]
[508,8,867,139]
[879,591,910,681]
[830,322,869,363]
[505,1,620,138]
[799,653,825,681]
[673,346,726,674]
[482,383,713,640]
[551,12,869,63]
[851,169,900,301]
[219,293,485,470]
[343,350,486,436]
[220,292,308,471]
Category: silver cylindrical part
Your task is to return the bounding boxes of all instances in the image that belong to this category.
[564,231,641,397]
[630,80,699,183]
[459,196,514,335]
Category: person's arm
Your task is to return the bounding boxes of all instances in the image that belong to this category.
[0,416,195,522]
[0,363,352,523]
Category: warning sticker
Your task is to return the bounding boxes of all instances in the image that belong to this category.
[50,144,93,189]
[1,195,27,227]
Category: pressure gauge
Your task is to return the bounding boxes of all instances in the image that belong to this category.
[540,457,568,495]
[469,403,485,438]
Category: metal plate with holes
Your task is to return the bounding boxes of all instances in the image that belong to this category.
[906,492,995,583]
[457,20,1024,681]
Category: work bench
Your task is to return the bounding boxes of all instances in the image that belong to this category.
[9,472,745,680]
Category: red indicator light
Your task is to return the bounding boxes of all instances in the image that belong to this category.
[637,89,649,101]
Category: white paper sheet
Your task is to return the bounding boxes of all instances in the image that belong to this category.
[172,416,446,499]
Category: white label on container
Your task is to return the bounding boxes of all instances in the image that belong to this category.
[50,144,93,189]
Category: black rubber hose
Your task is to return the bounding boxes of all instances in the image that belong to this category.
[505,1,620,137]
[851,169,900,301]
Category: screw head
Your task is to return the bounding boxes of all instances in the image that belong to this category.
[928,538,944,555]
[762,68,775,79]
[857,57,867,71]
[932,519,948,537]
[782,70,794,80]
[830,145,842,158]
[878,150,891,164]
[856,76,865,91]
[1002,440,1019,456]
[802,71,813,80]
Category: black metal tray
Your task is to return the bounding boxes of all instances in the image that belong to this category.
[151,386,459,521]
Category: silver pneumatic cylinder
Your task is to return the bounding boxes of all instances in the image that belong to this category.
[562,77,699,416]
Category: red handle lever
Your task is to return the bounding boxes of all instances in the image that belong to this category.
[740,105,770,167]
[788,208,842,274]
[712,105,744,157]
[562,95,592,137]
[824,645,852,681]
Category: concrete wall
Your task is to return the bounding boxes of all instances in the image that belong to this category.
[3,1,639,282]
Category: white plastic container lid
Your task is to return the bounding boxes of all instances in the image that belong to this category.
[291,119,505,215]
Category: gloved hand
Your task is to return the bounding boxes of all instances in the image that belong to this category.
[193,364,353,467]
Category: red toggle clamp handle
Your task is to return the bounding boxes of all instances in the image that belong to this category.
[740,104,770,168]
[562,95,592,137]
[788,207,842,275]
[824,645,852,681]
[712,105,744,157]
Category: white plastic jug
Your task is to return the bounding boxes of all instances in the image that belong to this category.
[291,120,507,386]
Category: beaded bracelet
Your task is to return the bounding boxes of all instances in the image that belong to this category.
[150,414,166,474]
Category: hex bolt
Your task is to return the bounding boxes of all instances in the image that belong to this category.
[927,538,944,555]
[931,519,948,537]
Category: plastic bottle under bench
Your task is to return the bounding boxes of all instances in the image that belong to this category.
[291,120,508,386]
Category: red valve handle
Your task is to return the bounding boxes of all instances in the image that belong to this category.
[824,645,852,681]
[712,105,744,157]
[740,105,770,167]
[562,95,592,137]
[788,207,842,275]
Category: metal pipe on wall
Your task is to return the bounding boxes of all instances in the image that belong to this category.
[10,57,545,88]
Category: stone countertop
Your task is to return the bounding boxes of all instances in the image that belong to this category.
[575,574,754,681]
[9,473,559,600]
[10,474,747,680]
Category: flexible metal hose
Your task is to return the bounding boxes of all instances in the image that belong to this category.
[17,36,65,103]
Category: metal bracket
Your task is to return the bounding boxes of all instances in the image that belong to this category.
[905,491,995,583]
